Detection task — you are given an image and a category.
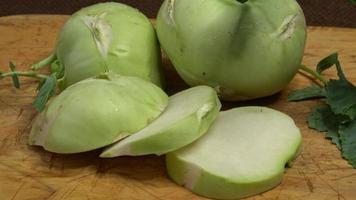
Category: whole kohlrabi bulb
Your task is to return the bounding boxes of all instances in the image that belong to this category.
[34,2,163,89]
[157,0,307,101]
[29,74,168,154]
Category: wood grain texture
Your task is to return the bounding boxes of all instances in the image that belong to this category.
[0,15,356,200]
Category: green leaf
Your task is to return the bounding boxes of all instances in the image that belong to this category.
[9,61,20,89]
[288,85,326,102]
[308,104,348,149]
[308,105,330,132]
[339,120,356,168]
[295,52,356,168]
[36,79,46,91]
[316,53,339,74]
[320,54,356,120]
[33,74,57,112]
[350,0,356,3]
[325,131,342,149]
[326,79,356,120]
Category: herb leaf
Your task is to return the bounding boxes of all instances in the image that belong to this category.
[326,131,342,149]
[290,52,356,167]
[340,120,356,167]
[9,61,20,89]
[33,74,57,112]
[288,85,326,101]
[325,79,356,120]
[308,105,331,132]
[316,53,339,74]
[308,104,348,149]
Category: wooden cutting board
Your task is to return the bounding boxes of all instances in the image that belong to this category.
[0,15,356,200]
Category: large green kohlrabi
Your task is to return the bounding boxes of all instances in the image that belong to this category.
[28,74,168,154]
[157,0,307,101]
[34,2,163,88]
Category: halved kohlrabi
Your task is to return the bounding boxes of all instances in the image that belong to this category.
[100,86,221,157]
[29,74,168,154]
[166,107,302,200]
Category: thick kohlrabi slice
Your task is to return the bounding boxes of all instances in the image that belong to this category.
[29,74,168,154]
[100,86,221,157]
[166,107,302,200]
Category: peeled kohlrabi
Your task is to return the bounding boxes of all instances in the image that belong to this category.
[34,2,163,88]
[157,0,307,101]
[100,86,221,157]
[29,74,168,154]
[166,107,301,199]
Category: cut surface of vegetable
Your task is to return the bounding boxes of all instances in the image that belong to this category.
[166,107,302,200]
[29,74,168,154]
[100,86,221,157]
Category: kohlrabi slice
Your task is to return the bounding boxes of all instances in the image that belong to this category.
[29,74,168,154]
[166,107,302,200]
[100,86,221,157]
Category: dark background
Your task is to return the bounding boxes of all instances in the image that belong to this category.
[0,0,355,27]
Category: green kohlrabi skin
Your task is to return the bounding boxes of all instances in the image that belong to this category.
[28,74,168,154]
[35,2,163,88]
[166,107,302,199]
[100,86,221,158]
[157,0,307,101]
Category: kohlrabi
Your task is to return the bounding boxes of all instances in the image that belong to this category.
[157,0,307,101]
[166,107,301,199]
[34,2,163,88]
[1,2,164,111]
[29,74,168,154]
[100,86,221,157]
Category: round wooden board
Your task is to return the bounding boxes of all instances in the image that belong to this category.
[0,15,356,200]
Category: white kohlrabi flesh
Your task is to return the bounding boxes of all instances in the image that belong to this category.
[166,107,302,200]
[29,74,168,154]
[34,2,163,89]
[100,86,221,157]
[157,0,307,101]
